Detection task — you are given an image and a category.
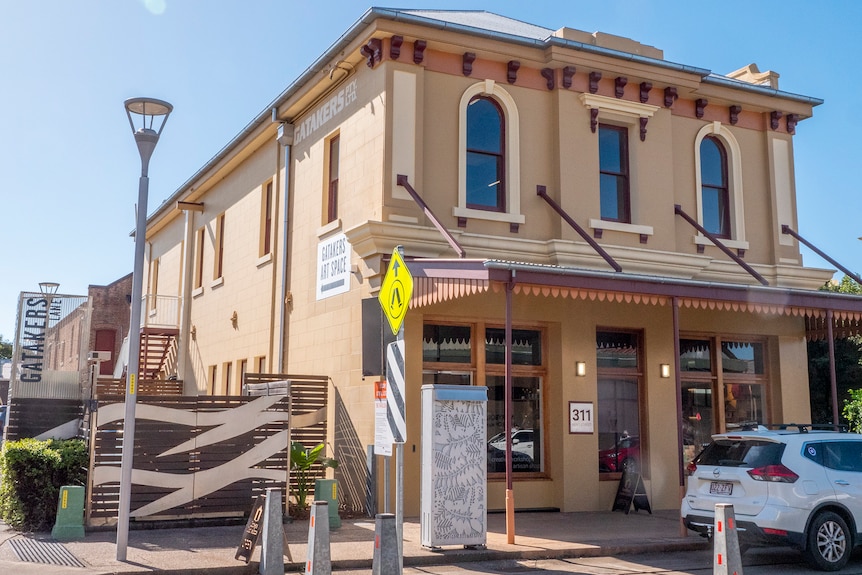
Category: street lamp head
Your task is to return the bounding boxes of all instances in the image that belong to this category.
[124,97,172,174]
[38,281,60,295]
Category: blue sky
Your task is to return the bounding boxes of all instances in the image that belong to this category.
[1,0,860,340]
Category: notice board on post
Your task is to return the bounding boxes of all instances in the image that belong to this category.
[611,471,651,515]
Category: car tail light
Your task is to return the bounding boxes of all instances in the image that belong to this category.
[685,461,697,476]
[763,527,788,536]
[747,464,798,483]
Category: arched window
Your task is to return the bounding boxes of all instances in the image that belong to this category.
[456,81,524,226]
[700,136,730,238]
[466,96,505,211]
[693,123,747,250]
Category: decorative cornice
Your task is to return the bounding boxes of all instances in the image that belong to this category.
[462,52,476,76]
[664,87,678,108]
[413,40,427,64]
[360,38,382,68]
[729,105,742,125]
[541,68,555,90]
[786,113,798,134]
[695,98,708,119]
[615,76,627,98]
[389,35,403,60]
[589,71,602,94]
[563,66,576,89]
[507,60,520,84]
[640,82,652,104]
[771,111,783,130]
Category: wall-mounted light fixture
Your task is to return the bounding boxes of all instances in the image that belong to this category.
[660,363,671,378]
[575,361,586,377]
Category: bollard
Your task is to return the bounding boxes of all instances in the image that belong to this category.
[259,488,284,575]
[314,478,341,529]
[52,486,85,541]
[305,501,331,575]
[713,503,743,575]
[372,513,400,575]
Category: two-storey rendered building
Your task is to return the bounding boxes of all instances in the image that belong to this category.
[136,8,862,515]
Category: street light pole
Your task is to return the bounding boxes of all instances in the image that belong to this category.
[117,97,172,561]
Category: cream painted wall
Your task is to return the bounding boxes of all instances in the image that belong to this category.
[140,16,830,517]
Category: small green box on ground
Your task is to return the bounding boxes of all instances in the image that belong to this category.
[52,486,85,541]
[314,478,340,529]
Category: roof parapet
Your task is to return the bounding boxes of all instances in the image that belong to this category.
[552,27,663,60]
[727,63,780,89]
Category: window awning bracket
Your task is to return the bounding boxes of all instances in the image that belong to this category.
[536,185,622,272]
[674,204,768,286]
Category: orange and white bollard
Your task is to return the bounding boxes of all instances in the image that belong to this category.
[305,501,331,575]
[713,503,743,575]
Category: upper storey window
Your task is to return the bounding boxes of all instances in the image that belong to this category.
[693,123,747,250]
[456,80,524,226]
[466,96,505,211]
[599,124,630,223]
[700,136,730,238]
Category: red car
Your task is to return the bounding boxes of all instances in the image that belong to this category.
[598,436,640,473]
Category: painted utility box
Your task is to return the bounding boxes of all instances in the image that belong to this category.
[314,478,341,529]
[420,384,487,549]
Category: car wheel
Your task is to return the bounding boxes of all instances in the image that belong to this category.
[804,511,851,571]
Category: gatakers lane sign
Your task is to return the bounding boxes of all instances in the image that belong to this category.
[14,292,88,388]
[17,295,60,384]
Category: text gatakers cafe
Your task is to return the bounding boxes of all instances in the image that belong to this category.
[17,296,61,383]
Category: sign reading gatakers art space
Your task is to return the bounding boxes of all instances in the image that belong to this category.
[316,233,352,300]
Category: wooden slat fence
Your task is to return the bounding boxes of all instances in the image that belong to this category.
[4,398,83,441]
[87,374,328,525]
[96,378,184,396]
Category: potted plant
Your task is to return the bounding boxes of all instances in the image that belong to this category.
[289,442,338,513]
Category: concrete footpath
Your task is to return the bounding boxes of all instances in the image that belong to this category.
[0,509,709,575]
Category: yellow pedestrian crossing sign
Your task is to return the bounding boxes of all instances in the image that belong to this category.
[378,248,413,335]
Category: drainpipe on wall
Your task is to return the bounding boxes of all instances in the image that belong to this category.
[276,122,294,372]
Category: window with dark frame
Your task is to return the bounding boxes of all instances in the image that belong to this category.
[700,136,730,237]
[327,135,340,223]
[679,336,769,465]
[422,322,546,475]
[262,181,273,256]
[466,96,506,212]
[214,214,225,280]
[598,124,631,223]
[596,330,643,477]
[194,227,205,289]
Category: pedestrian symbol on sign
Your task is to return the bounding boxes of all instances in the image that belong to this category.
[378,248,413,335]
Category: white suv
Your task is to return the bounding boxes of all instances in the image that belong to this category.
[681,425,862,571]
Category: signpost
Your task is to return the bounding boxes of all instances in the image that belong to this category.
[378,246,412,575]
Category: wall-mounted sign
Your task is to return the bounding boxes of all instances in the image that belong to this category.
[316,233,351,300]
[569,401,594,434]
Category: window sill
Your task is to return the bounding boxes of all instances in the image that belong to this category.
[317,219,342,238]
[589,219,654,237]
[694,235,750,251]
[257,252,273,268]
[192,286,204,298]
[210,276,224,290]
[453,206,525,225]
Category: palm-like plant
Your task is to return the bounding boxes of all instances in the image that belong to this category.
[289,442,338,511]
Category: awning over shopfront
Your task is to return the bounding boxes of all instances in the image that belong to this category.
[406,258,862,340]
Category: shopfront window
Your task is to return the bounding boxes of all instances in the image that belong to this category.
[423,322,546,476]
[679,336,769,462]
[596,331,643,477]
